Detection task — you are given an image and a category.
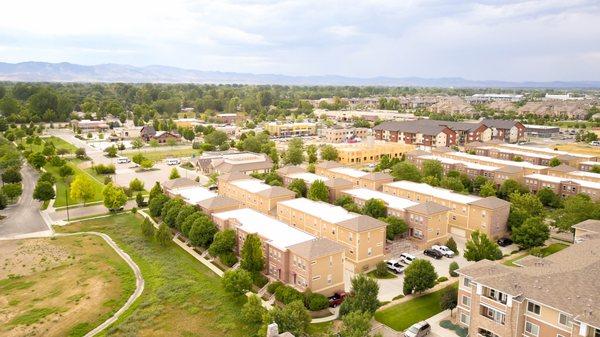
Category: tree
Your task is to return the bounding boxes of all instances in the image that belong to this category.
[148,181,163,201]
[129,178,145,192]
[135,192,145,207]
[242,294,266,325]
[58,165,74,178]
[0,191,7,210]
[155,223,172,247]
[549,157,562,167]
[422,160,443,180]
[498,179,527,199]
[141,217,155,238]
[288,178,307,197]
[105,146,118,157]
[403,259,438,295]
[553,194,600,231]
[440,285,458,316]
[240,233,265,274]
[132,153,146,165]
[421,175,439,186]
[391,161,421,182]
[479,181,497,197]
[204,130,229,147]
[1,168,22,184]
[512,217,549,249]
[320,145,339,161]
[307,180,329,202]
[339,311,372,337]
[446,237,459,255]
[169,167,180,179]
[132,138,144,149]
[141,159,154,170]
[339,274,379,315]
[536,188,561,208]
[284,138,304,165]
[441,177,465,192]
[188,217,218,248]
[306,144,318,164]
[27,152,46,169]
[1,183,22,200]
[222,269,253,296]
[463,230,502,262]
[260,300,310,337]
[33,181,55,201]
[103,183,127,211]
[449,261,460,277]
[70,174,95,205]
[383,216,408,240]
[148,194,169,217]
[508,192,544,230]
[75,147,87,159]
[362,198,387,218]
[209,229,236,256]
[149,139,159,148]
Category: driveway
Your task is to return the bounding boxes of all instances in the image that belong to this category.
[45,129,112,165]
[0,165,51,238]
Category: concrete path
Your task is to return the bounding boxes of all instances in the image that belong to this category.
[48,200,137,222]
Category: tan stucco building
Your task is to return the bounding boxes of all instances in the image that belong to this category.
[316,162,393,190]
[218,173,296,214]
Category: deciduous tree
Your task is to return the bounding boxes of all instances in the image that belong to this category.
[463,230,502,262]
[403,259,438,295]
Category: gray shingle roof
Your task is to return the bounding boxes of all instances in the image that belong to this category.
[405,201,450,215]
[288,238,344,260]
[162,177,201,190]
[197,195,240,210]
[336,215,387,231]
[467,196,510,209]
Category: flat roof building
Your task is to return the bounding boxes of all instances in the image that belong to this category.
[524,173,600,201]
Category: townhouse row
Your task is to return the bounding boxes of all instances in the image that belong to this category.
[456,219,600,337]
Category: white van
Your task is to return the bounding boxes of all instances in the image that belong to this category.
[165,158,181,166]
[116,157,131,164]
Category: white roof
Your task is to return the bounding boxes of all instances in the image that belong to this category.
[230,179,271,193]
[419,155,499,172]
[580,161,600,166]
[172,186,217,204]
[329,167,368,178]
[342,188,419,211]
[287,172,329,184]
[499,144,595,159]
[569,171,600,179]
[526,174,600,189]
[385,180,481,204]
[278,198,358,224]
[495,148,554,160]
[449,152,547,170]
[212,208,314,250]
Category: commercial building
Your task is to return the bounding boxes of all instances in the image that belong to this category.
[264,122,317,137]
[197,151,273,175]
[524,124,560,138]
[322,127,370,143]
[316,161,393,190]
[214,113,241,124]
[334,139,414,165]
[162,178,240,214]
[140,125,181,143]
[468,94,524,103]
[341,188,451,248]
[524,174,600,201]
[212,208,345,296]
[315,109,416,122]
[277,166,354,202]
[382,181,510,239]
[456,222,600,337]
[218,173,296,214]
[72,119,110,132]
[277,198,387,273]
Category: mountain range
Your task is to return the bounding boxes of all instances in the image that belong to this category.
[0,61,599,88]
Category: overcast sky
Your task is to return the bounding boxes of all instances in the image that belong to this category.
[1,0,599,81]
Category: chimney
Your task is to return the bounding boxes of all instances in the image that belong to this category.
[267,323,279,337]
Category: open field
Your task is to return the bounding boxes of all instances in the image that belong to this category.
[46,160,105,207]
[553,143,600,156]
[55,213,262,337]
[375,283,458,331]
[45,136,80,152]
[123,147,200,162]
[0,235,134,337]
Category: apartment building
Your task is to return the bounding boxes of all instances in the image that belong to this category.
[212,208,344,296]
[480,119,526,143]
[162,178,240,214]
[471,143,593,168]
[436,150,548,176]
[572,219,600,243]
[374,120,458,147]
[197,151,273,175]
[524,174,600,201]
[579,161,600,172]
[277,198,387,273]
[218,173,296,214]
[408,152,500,180]
[314,108,417,122]
[322,127,370,143]
[264,122,317,137]
[277,166,354,202]
[498,144,598,163]
[335,140,414,165]
[382,181,510,239]
[547,164,600,184]
[315,162,393,190]
[456,226,600,337]
[341,188,451,248]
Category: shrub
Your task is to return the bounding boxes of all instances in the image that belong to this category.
[305,293,329,311]
[253,273,268,288]
[131,207,137,214]
[275,285,304,304]
[449,262,459,277]
[437,276,449,283]
[129,178,144,192]
[267,281,284,294]
[94,164,116,174]
[374,261,389,278]
[219,252,238,267]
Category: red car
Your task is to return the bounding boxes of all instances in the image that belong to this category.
[328,292,347,307]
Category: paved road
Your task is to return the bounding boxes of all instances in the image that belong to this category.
[0,165,50,238]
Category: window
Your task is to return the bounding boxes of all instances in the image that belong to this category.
[525,321,539,336]
[558,313,572,327]
[327,274,332,284]
[462,295,471,307]
[527,302,541,315]
[460,313,470,325]
[367,248,372,256]
[463,277,471,287]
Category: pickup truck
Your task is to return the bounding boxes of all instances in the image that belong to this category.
[328,292,347,308]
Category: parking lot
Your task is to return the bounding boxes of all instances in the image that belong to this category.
[113,160,208,189]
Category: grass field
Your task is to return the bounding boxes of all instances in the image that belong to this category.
[0,235,134,337]
[44,136,79,152]
[554,143,600,156]
[375,283,458,331]
[46,160,105,207]
[124,147,200,162]
[55,213,262,337]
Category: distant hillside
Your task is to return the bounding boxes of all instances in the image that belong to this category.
[0,61,599,88]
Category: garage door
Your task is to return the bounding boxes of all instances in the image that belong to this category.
[450,227,467,238]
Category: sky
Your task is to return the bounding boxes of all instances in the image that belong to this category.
[1,0,600,82]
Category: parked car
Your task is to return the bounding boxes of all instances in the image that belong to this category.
[404,321,431,337]
[423,248,443,259]
[386,259,405,274]
[432,245,455,258]
[165,158,181,165]
[116,157,131,164]
[328,292,346,308]
[399,253,416,265]
[497,237,513,247]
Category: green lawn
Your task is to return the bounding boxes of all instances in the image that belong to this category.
[47,160,105,207]
[44,136,79,152]
[54,213,261,337]
[375,283,458,332]
[367,270,397,279]
[503,243,569,267]
[124,147,200,162]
